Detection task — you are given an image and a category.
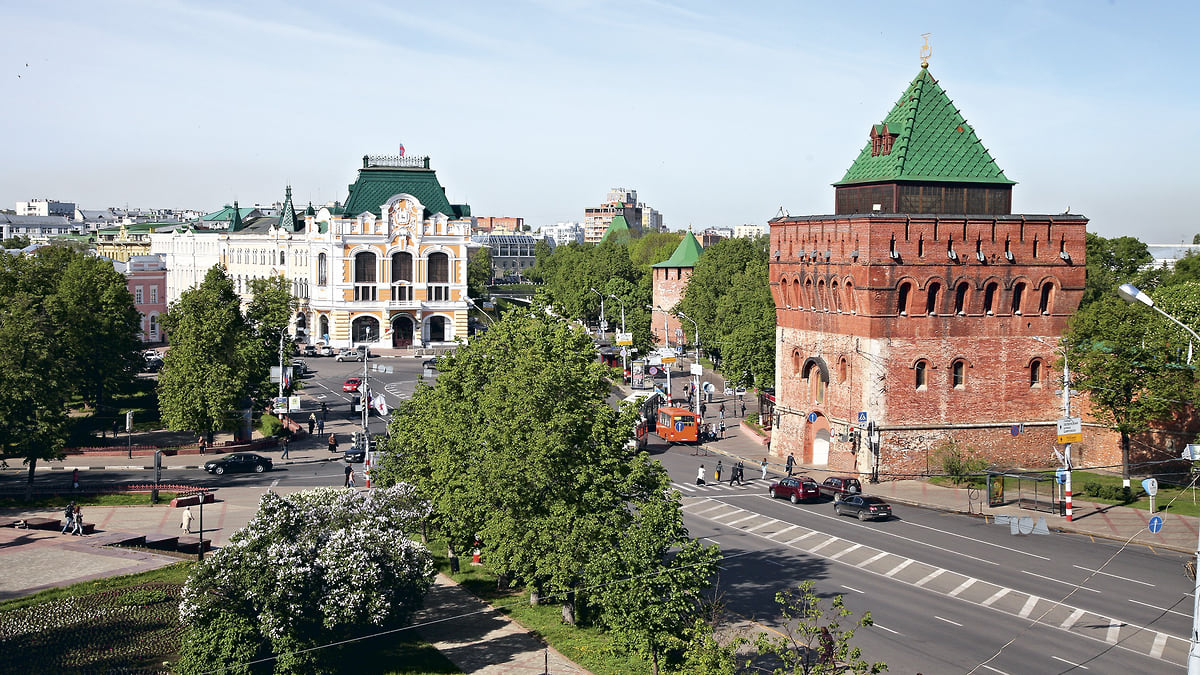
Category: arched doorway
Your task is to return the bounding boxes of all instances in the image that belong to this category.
[428,315,448,343]
[352,316,380,344]
[294,312,307,341]
[392,315,415,348]
[318,315,330,343]
[813,427,831,465]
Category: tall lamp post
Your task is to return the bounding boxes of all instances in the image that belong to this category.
[608,294,627,373]
[1117,281,1200,674]
[647,305,672,400]
[1032,335,1074,522]
[676,311,701,411]
[590,288,607,341]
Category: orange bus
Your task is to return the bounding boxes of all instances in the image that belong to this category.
[656,406,701,444]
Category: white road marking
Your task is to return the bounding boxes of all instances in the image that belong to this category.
[1107,621,1122,644]
[1020,569,1101,593]
[856,551,889,568]
[768,524,799,539]
[1051,655,1088,670]
[744,519,776,533]
[1151,632,1168,658]
[884,559,913,577]
[270,479,280,488]
[1018,595,1040,618]
[948,578,976,597]
[980,665,1010,675]
[901,519,1052,560]
[785,531,818,546]
[935,616,962,627]
[726,514,760,527]
[694,504,730,516]
[981,588,1010,607]
[805,509,1000,566]
[873,622,899,634]
[829,543,862,560]
[807,537,841,554]
[915,569,945,587]
[841,585,864,594]
[1128,598,1191,618]
[1059,608,1085,630]
[1072,564,1155,586]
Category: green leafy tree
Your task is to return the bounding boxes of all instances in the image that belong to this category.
[158,266,258,438]
[1,235,31,249]
[245,275,297,392]
[751,580,886,675]
[713,256,775,387]
[178,485,434,674]
[525,238,555,284]
[677,235,770,365]
[1065,293,1196,483]
[592,494,722,675]
[49,254,141,408]
[1082,233,1153,308]
[467,246,493,298]
[629,231,684,269]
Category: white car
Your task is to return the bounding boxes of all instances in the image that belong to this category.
[336,349,363,362]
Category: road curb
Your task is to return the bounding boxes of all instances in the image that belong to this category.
[1,456,341,473]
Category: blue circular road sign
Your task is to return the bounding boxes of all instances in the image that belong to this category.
[1148,515,1164,534]
[675,421,685,432]
[807,412,818,423]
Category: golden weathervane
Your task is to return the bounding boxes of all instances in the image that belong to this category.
[920,33,932,67]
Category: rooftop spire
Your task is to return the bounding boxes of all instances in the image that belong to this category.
[920,33,932,68]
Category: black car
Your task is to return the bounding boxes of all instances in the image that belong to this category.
[833,495,892,521]
[203,453,273,475]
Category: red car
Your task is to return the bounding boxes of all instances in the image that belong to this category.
[769,476,820,504]
[342,377,362,392]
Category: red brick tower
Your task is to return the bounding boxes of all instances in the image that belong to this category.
[768,64,1087,479]
[651,230,704,349]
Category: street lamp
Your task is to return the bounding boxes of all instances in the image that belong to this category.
[647,304,672,400]
[676,311,700,364]
[1032,335,1074,522]
[589,288,606,340]
[1118,281,1200,674]
[608,294,627,373]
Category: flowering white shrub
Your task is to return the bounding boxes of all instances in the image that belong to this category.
[178,484,434,668]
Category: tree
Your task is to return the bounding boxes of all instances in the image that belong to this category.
[375,309,717,636]
[178,485,435,674]
[245,275,297,391]
[48,253,141,408]
[628,231,684,270]
[1,235,30,249]
[750,580,886,674]
[1065,293,1196,484]
[158,266,258,438]
[712,256,775,387]
[467,246,493,298]
[677,235,770,364]
[1081,233,1153,308]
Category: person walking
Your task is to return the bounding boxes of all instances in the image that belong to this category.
[307,412,316,435]
[71,505,84,535]
[328,433,338,454]
[181,507,194,534]
[700,402,707,419]
[740,400,746,418]
[71,469,79,490]
[728,461,737,486]
[786,452,795,477]
[280,434,291,459]
[760,457,768,480]
[320,401,328,420]
[344,464,355,487]
[715,460,723,482]
[696,464,706,485]
[719,421,726,439]
[316,417,325,435]
[198,436,206,455]
[736,461,745,486]
[719,403,725,420]
[62,502,75,534]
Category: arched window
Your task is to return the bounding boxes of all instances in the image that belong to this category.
[984,282,998,315]
[926,281,941,316]
[837,357,848,383]
[1030,360,1043,388]
[792,351,801,375]
[952,360,966,389]
[317,253,327,286]
[954,282,970,315]
[844,280,856,314]
[149,314,159,342]
[831,280,841,313]
[1039,282,1055,315]
[1011,282,1026,315]
[804,278,814,309]
[279,250,286,266]
[915,360,928,390]
[392,252,413,282]
[428,252,450,283]
[817,280,827,311]
[354,252,377,301]
[897,281,911,316]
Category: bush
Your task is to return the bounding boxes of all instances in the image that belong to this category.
[932,441,988,485]
[258,414,285,438]
[1080,481,1135,503]
[177,611,265,675]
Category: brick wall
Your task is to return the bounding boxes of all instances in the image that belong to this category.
[651,266,691,347]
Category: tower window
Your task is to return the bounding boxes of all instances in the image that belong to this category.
[952,360,966,389]
[915,360,928,390]
[984,282,998,315]
[897,282,911,316]
[1011,282,1026,315]
[1030,360,1043,388]
[926,282,941,316]
[1039,282,1054,315]
[954,282,969,315]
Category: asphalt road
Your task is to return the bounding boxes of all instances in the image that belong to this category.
[292,354,430,437]
[656,442,1193,673]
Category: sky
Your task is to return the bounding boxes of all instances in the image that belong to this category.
[3,0,1197,242]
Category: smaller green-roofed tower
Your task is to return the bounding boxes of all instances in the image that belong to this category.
[599,214,633,244]
[650,230,704,348]
[834,65,1014,216]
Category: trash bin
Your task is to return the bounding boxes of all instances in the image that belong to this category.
[449,555,460,573]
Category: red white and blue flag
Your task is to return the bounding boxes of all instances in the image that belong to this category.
[398,143,405,157]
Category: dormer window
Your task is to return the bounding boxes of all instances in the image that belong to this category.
[870,123,899,157]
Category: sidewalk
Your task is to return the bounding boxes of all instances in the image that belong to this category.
[625,362,1200,557]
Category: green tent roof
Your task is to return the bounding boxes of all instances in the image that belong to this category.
[652,230,704,268]
[599,214,632,244]
[341,157,470,220]
[278,186,301,233]
[835,66,1014,186]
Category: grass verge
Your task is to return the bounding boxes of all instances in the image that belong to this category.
[0,493,179,509]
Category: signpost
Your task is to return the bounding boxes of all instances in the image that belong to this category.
[1143,477,1159,515]
[616,331,633,346]
[1149,515,1164,534]
[857,411,868,425]
[1056,416,1082,444]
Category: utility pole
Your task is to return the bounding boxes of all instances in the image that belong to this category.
[609,294,627,374]
[277,331,286,399]
[590,288,607,341]
[1034,336,1073,522]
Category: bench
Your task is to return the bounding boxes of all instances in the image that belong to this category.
[176,536,211,554]
[22,517,61,531]
[170,493,215,508]
[143,534,179,550]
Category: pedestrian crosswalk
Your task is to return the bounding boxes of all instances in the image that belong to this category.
[679,495,1189,668]
[672,479,768,494]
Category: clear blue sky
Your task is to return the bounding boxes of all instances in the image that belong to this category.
[3,1,1196,242]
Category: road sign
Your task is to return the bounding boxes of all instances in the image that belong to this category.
[600,320,609,331]
[1055,468,1067,484]
[1185,445,1200,460]
[1142,477,1158,496]
[690,363,703,376]
[648,366,659,376]
[1011,424,1024,436]
[1056,416,1082,444]
[125,411,134,432]
[616,332,633,346]
[1148,515,1164,533]
[807,412,818,423]
[857,411,868,424]
[675,328,684,337]
[661,356,676,364]
[675,421,685,432]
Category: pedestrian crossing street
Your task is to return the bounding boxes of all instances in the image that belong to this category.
[678,494,1189,667]
[672,478,767,494]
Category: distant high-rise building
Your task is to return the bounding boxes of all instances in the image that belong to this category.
[583,188,660,243]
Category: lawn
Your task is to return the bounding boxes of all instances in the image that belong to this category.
[0,492,180,509]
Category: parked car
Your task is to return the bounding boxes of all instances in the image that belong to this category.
[317,345,334,357]
[143,354,163,372]
[343,377,362,392]
[336,348,363,362]
[203,452,273,475]
[819,476,863,501]
[768,476,820,504]
[291,358,308,374]
[422,358,439,371]
[302,345,319,357]
[834,495,892,521]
